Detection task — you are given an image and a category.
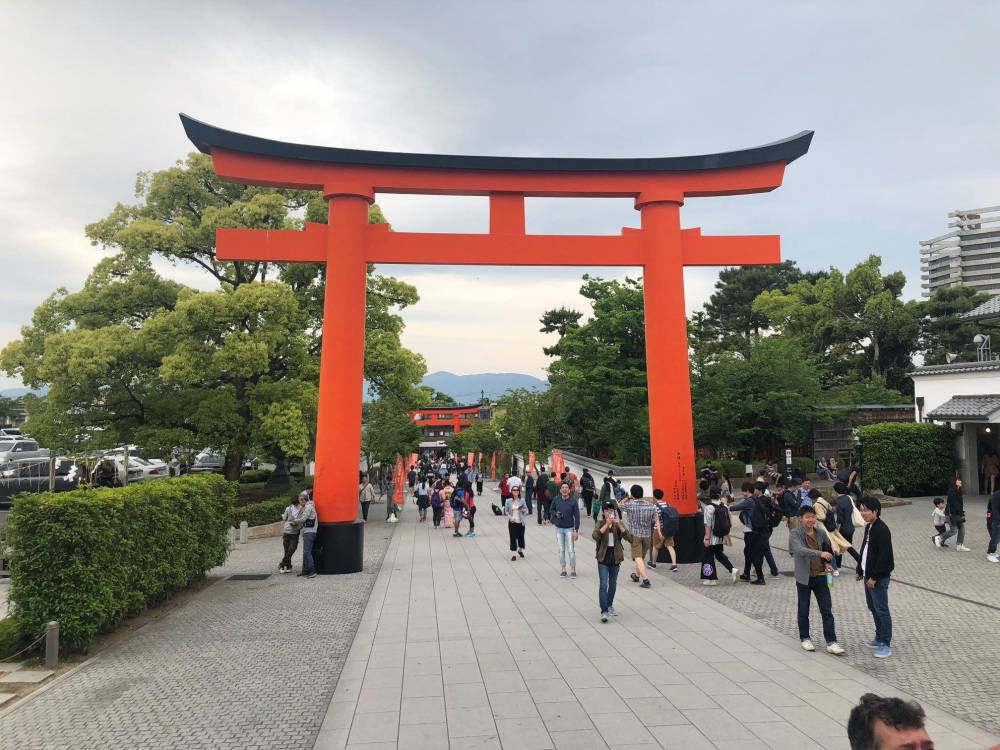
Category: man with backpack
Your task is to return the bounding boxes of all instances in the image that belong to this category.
[778,478,803,556]
[580,468,597,520]
[729,482,767,585]
[649,488,679,572]
[701,486,737,585]
[619,485,660,588]
[757,481,783,577]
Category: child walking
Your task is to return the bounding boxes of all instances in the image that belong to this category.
[932,497,949,547]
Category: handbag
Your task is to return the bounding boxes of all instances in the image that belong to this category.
[850,498,865,529]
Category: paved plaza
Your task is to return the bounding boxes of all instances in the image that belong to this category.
[0,487,997,749]
[316,487,999,750]
[673,493,1000,738]
[0,512,395,749]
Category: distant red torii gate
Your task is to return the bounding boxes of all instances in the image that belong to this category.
[181,114,812,572]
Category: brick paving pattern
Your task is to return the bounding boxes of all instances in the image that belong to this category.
[318,486,999,750]
[672,493,1000,737]
[0,514,395,750]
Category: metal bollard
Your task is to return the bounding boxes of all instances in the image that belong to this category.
[239,521,248,544]
[44,621,58,669]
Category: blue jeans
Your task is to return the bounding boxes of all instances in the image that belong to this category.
[555,527,576,569]
[938,518,965,545]
[598,562,619,612]
[302,532,316,575]
[988,520,999,554]
[864,577,892,646]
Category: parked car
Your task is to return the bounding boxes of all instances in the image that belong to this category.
[190,454,224,474]
[0,439,50,464]
[0,457,80,508]
[0,428,24,438]
[111,456,168,484]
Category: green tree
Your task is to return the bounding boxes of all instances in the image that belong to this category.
[445,419,500,457]
[362,396,421,467]
[415,387,458,406]
[692,335,822,459]
[752,255,920,393]
[493,388,553,457]
[543,276,649,464]
[1,154,425,480]
[918,284,1000,365]
[701,261,825,357]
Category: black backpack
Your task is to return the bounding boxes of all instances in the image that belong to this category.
[659,503,680,537]
[766,495,784,528]
[750,496,769,531]
[711,503,732,537]
[780,489,799,518]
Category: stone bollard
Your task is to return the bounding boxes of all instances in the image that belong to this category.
[239,521,248,544]
[44,621,58,669]
[227,527,237,546]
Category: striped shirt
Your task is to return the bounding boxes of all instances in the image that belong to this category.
[619,499,657,538]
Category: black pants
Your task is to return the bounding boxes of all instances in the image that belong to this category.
[280,533,299,570]
[760,528,779,575]
[432,504,443,526]
[508,521,526,551]
[701,543,733,579]
[468,506,477,530]
[538,497,551,524]
[742,532,764,581]
[361,501,371,521]
[797,575,837,643]
[476,481,483,494]
[582,490,595,519]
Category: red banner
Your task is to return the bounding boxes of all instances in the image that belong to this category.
[490,452,497,480]
[392,455,405,507]
[528,451,536,475]
[550,450,565,475]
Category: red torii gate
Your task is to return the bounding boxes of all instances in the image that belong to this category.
[181,114,812,572]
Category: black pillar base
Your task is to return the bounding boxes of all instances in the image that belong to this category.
[314,520,364,574]
[656,513,704,565]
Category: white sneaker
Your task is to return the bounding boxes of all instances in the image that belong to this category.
[826,643,845,656]
[801,639,815,652]
[702,580,718,586]
[730,568,739,584]
[957,544,971,552]
[988,554,999,563]
[933,535,942,548]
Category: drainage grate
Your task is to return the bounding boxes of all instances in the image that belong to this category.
[228,574,270,581]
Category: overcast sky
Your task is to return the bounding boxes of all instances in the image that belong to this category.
[2,2,999,390]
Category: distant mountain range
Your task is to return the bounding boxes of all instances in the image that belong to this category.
[0,387,45,400]
[420,371,548,404]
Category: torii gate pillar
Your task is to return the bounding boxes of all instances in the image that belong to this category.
[181,114,812,572]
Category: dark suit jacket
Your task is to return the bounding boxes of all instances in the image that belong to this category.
[856,518,894,580]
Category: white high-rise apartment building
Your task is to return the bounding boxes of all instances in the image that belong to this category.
[921,205,1000,297]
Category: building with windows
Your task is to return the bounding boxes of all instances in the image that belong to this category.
[920,205,1000,298]
[409,403,492,444]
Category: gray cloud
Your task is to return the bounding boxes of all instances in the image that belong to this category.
[2,1,999,388]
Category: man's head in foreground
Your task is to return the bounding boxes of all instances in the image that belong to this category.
[847,693,931,750]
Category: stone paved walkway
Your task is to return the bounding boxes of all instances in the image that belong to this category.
[0,511,395,749]
[317,487,1000,750]
[673,494,1000,737]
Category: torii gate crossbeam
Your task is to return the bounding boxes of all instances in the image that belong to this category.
[181,114,812,572]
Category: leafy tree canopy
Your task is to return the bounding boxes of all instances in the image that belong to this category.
[1,153,425,479]
[918,284,1000,365]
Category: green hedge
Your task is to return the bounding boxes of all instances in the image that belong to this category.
[6,475,234,653]
[790,457,815,476]
[696,459,750,479]
[858,422,956,497]
[239,469,272,484]
[0,617,25,661]
[232,496,289,528]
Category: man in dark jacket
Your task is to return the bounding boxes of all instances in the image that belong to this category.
[834,481,856,567]
[856,496,895,659]
[987,487,1000,563]
[580,468,597,519]
[524,471,535,515]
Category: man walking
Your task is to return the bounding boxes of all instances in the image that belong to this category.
[790,506,845,654]
[649,488,679,572]
[778,478,802,556]
[619,485,660,588]
[549,481,580,577]
[856,496,895,658]
[730,482,767,584]
[834,481,857,567]
[580,468,597,520]
[988,486,1000,563]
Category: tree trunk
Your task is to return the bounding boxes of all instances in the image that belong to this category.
[267,448,292,488]
[223,451,243,481]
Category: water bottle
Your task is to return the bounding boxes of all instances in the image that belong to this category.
[826,572,834,588]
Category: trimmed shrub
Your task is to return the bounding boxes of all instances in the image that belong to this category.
[696,458,749,479]
[6,475,234,653]
[239,469,272,484]
[232,497,288,528]
[0,617,26,661]
[858,422,956,497]
[791,457,815,476]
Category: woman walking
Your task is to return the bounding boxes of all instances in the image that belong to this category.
[506,485,528,559]
[939,477,970,551]
[593,500,632,622]
[415,475,431,523]
[359,473,376,522]
[279,494,303,573]
[549,481,580,577]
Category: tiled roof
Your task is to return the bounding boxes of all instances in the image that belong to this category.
[961,295,1000,321]
[911,360,1000,376]
[925,394,1000,421]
